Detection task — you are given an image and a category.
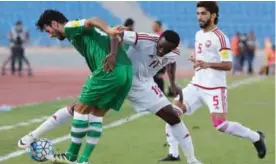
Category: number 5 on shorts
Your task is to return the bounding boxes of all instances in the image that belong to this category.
[213,95,219,108]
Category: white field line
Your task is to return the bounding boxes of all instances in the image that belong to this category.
[0,116,49,131]
[0,112,149,162]
[0,76,266,162]
[13,96,77,108]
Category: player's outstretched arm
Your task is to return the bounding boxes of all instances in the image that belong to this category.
[208,61,232,71]
[119,31,137,46]
[194,60,232,71]
[167,62,176,86]
[84,18,120,36]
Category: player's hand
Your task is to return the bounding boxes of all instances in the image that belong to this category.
[107,26,128,43]
[103,54,116,72]
[170,84,183,102]
[188,55,196,63]
[193,60,210,71]
[107,26,127,36]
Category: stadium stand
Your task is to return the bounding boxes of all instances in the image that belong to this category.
[0,1,120,46]
[138,1,275,48]
[0,1,274,47]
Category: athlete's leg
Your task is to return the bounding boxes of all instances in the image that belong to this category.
[155,105,201,164]
[129,80,201,164]
[18,103,75,149]
[203,88,266,159]
[161,84,202,162]
[77,107,108,163]
[49,66,132,163]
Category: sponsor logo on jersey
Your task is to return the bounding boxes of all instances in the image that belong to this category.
[71,20,80,27]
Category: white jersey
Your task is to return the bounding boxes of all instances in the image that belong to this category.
[123,31,180,82]
[192,27,232,88]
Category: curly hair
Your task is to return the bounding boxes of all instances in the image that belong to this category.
[36,9,68,31]
[197,1,219,25]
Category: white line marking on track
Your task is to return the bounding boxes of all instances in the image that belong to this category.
[13,96,77,108]
[0,76,266,162]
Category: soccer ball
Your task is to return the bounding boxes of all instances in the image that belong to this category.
[28,138,54,162]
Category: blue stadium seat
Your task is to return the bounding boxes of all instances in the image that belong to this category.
[0,2,120,46]
[138,1,275,47]
[0,2,274,47]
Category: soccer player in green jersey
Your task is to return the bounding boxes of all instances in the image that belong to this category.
[30,9,133,163]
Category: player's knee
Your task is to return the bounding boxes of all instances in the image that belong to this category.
[74,102,91,114]
[166,110,181,126]
[156,106,181,126]
[67,102,77,116]
[92,108,109,117]
[173,100,187,114]
[172,104,184,116]
[168,116,181,126]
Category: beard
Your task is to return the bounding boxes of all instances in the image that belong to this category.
[199,18,211,29]
[53,31,65,40]
[57,36,66,40]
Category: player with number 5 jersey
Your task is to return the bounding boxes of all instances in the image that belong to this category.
[160,2,266,162]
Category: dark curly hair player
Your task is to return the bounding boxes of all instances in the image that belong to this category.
[18,9,134,163]
[18,9,202,164]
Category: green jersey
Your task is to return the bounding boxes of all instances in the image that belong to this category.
[64,19,131,72]
[123,44,130,51]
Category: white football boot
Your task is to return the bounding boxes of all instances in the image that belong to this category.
[17,133,36,149]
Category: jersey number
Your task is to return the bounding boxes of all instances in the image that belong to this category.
[213,95,219,108]
[149,60,160,68]
[152,85,162,96]
[197,43,203,54]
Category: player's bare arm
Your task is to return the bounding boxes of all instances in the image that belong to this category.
[84,18,121,36]
[194,60,232,71]
[103,26,128,72]
[166,62,183,101]
[103,36,121,72]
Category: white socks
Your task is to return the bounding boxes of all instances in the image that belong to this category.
[165,123,179,157]
[31,107,72,138]
[217,121,260,142]
[169,121,198,163]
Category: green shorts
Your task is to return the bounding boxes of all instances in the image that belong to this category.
[78,65,133,111]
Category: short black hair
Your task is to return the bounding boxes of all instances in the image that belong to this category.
[155,20,162,28]
[197,1,219,25]
[36,9,68,31]
[124,18,134,27]
[160,30,180,46]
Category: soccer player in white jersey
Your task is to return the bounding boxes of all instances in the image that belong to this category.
[160,1,266,162]
[18,30,202,164]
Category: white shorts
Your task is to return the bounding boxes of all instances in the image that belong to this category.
[175,84,228,115]
[127,77,171,113]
